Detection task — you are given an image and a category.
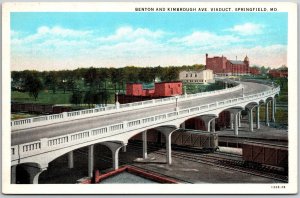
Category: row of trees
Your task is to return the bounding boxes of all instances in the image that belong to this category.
[12,64,205,102]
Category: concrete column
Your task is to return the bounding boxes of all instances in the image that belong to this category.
[207,121,211,132]
[23,164,47,184]
[180,122,186,129]
[122,145,127,152]
[256,106,260,129]
[101,142,125,170]
[166,132,172,165]
[211,119,216,132]
[274,97,277,113]
[11,165,17,184]
[68,151,74,169]
[88,145,94,178]
[238,112,241,127]
[112,148,121,170]
[272,99,276,123]
[265,101,269,126]
[248,108,254,132]
[230,113,234,129]
[142,131,147,159]
[234,113,239,136]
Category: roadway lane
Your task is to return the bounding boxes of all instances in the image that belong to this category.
[11,82,271,145]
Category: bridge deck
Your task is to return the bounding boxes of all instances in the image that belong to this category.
[11,82,271,145]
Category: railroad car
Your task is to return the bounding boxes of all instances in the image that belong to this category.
[242,141,288,170]
[131,129,218,152]
[165,130,218,151]
[11,102,71,114]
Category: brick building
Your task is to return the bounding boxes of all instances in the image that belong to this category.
[269,66,288,78]
[249,67,261,75]
[205,54,250,76]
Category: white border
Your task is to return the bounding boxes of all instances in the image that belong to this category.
[2,2,298,194]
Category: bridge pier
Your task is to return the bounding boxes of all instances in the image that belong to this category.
[180,122,186,129]
[256,106,260,129]
[156,126,178,165]
[101,141,126,170]
[68,151,74,169]
[265,101,270,126]
[23,164,47,184]
[230,113,234,130]
[11,165,17,184]
[227,108,243,136]
[200,115,217,132]
[272,98,276,123]
[142,130,147,159]
[122,145,127,152]
[238,112,241,127]
[211,119,215,132]
[88,145,94,178]
[247,105,257,132]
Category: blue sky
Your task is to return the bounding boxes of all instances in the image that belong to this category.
[11,12,288,71]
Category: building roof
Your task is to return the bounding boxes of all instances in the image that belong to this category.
[228,60,245,65]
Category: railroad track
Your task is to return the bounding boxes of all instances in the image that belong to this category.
[128,142,288,183]
[74,148,192,184]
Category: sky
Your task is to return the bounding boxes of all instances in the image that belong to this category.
[11,12,288,71]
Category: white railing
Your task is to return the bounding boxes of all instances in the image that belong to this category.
[11,80,242,130]
[11,85,280,162]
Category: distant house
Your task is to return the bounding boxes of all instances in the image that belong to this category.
[269,66,288,78]
[179,69,214,84]
[250,67,261,75]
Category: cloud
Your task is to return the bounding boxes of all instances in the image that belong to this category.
[11,25,286,71]
[170,31,241,48]
[11,26,93,46]
[226,23,264,36]
[97,26,165,42]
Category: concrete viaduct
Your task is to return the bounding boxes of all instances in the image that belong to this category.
[10,79,279,184]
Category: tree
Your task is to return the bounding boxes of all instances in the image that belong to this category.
[24,73,43,100]
[70,91,83,106]
[84,67,98,87]
[44,72,58,94]
[84,90,94,108]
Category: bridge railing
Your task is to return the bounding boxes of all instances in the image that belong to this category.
[11,79,242,130]
[11,85,280,162]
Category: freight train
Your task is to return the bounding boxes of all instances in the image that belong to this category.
[11,102,72,114]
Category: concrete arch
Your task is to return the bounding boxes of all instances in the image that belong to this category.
[245,101,259,107]
[213,106,245,117]
[121,124,179,142]
[12,162,46,184]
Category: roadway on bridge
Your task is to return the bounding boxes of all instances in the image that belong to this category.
[11,82,271,145]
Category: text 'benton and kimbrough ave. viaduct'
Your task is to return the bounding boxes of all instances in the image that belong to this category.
[10,79,279,183]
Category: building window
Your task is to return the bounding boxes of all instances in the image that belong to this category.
[190,74,192,77]
[195,74,197,77]
[178,84,180,87]
[186,74,188,77]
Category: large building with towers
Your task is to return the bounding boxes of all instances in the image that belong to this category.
[205,53,250,76]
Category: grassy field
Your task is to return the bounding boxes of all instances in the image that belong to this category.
[12,90,72,104]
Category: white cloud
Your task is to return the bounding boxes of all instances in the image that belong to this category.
[170,31,241,48]
[97,26,165,42]
[11,25,286,71]
[11,26,93,46]
[226,23,264,36]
